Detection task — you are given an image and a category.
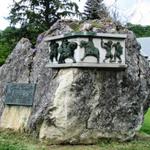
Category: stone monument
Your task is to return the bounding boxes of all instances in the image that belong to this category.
[0,20,149,144]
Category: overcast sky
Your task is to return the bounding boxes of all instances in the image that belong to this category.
[0,0,150,30]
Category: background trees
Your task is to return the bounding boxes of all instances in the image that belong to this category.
[83,0,109,20]
[127,23,150,38]
[7,0,80,45]
[0,0,80,66]
[9,0,79,30]
[0,27,21,65]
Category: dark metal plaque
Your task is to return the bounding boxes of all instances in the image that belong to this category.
[5,83,36,106]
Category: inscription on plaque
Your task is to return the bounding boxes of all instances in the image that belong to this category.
[5,83,36,106]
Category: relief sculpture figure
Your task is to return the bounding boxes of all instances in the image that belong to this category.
[101,39,113,62]
[58,39,78,64]
[49,41,59,62]
[112,42,123,63]
[80,38,99,63]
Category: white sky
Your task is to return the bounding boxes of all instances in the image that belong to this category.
[0,0,150,30]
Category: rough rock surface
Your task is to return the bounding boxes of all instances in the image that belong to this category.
[0,38,33,117]
[0,106,32,130]
[0,19,150,144]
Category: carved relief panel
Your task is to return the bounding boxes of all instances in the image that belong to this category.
[45,32,126,68]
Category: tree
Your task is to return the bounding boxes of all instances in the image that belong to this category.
[8,0,80,46]
[0,27,20,66]
[9,0,79,29]
[127,23,150,37]
[83,0,108,20]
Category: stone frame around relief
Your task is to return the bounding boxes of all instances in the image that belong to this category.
[45,32,127,68]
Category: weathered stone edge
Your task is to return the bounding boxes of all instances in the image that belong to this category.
[44,32,127,41]
[45,62,127,69]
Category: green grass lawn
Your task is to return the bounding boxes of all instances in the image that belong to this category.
[0,129,46,150]
[0,109,150,150]
[0,130,150,150]
[140,108,150,134]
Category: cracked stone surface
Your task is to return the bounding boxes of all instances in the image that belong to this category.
[0,20,150,144]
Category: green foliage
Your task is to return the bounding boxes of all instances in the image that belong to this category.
[83,0,108,20]
[0,27,20,66]
[1,129,150,150]
[91,20,104,28]
[8,0,80,30]
[0,26,37,66]
[140,108,150,134]
[0,0,81,66]
[0,25,44,66]
[127,23,150,37]
[0,0,80,66]
[0,130,46,150]
[69,22,81,32]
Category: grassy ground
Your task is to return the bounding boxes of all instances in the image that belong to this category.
[0,109,150,150]
[0,130,150,150]
[140,108,150,134]
[0,129,45,150]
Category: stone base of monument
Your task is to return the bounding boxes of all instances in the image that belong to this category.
[0,83,35,131]
[38,69,140,144]
[38,32,142,144]
[0,106,31,131]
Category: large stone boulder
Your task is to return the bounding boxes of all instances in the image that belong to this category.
[0,20,149,144]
